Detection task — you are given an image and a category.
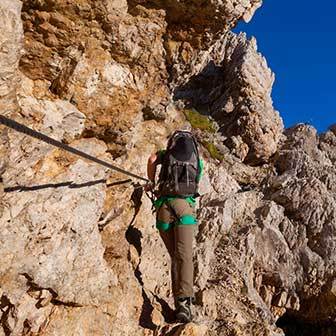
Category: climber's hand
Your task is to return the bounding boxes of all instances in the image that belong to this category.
[144,181,155,192]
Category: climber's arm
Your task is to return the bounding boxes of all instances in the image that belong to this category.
[147,153,158,183]
[146,150,166,191]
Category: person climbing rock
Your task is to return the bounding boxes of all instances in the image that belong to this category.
[145,129,204,323]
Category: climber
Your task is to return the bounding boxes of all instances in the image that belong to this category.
[145,129,204,323]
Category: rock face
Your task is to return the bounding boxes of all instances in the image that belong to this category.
[128,0,262,47]
[0,0,24,216]
[194,125,336,335]
[0,1,335,336]
[173,32,284,164]
[20,0,169,154]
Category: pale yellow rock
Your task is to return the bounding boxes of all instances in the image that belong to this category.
[151,307,165,327]
[331,280,336,297]
[273,291,288,308]
[172,323,208,336]
[0,1,335,336]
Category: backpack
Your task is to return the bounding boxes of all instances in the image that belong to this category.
[158,131,200,197]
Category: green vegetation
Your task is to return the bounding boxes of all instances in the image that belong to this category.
[183,108,223,161]
[202,141,224,162]
[183,108,216,133]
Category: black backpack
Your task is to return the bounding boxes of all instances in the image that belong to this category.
[158,131,200,197]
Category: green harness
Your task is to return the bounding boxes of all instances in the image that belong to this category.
[154,152,204,231]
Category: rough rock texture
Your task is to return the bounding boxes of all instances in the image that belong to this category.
[20,0,169,154]
[0,0,24,218]
[128,0,262,45]
[268,125,336,321]
[173,32,284,164]
[0,0,335,336]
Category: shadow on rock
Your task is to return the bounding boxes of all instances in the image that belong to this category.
[276,313,336,336]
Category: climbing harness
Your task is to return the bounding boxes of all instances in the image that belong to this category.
[0,115,149,182]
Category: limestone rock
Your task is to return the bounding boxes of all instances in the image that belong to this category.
[266,124,336,322]
[0,0,23,216]
[129,0,262,48]
[190,121,335,335]
[1,0,335,335]
[20,0,169,152]
[170,323,208,336]
[173,32,284,163]
[0,0,22,117]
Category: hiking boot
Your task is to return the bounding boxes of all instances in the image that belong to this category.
[176,297,193,323]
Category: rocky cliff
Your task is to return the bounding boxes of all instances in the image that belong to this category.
[0,1,335,336]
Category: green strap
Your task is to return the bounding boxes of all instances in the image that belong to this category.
[156,220,172,231]
[179,214,197,225]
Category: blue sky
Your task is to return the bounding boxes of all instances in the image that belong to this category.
[234,1,336,133]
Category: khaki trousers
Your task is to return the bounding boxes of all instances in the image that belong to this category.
[157,199,196,299]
